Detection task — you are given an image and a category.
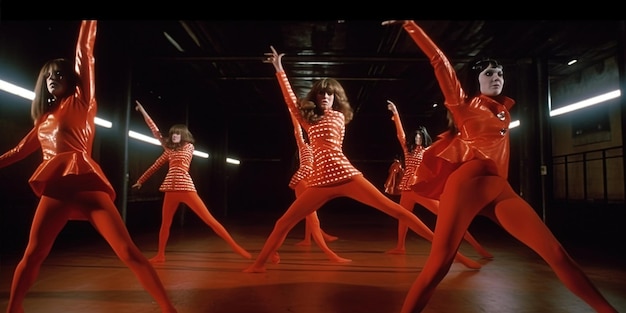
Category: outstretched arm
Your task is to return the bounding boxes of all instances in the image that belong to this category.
[383,20,465,108]
[75,20,97,106]
[0,128,40,169]
[135,100,165,145]
[133,151,169,188]
[387,100,407,147]
[264,46,309,129]
[263,45,284,72]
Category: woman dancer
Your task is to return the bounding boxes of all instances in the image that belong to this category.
[293,124,338,247]
[132,101,251,262]
[0,21,178,313]
[385,100,493,258]
[290,115,339,247]
[382,20,617,313]
[243,46,482,273]
[285,106,349,262]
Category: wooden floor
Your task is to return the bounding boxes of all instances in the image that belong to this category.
[1,208,625,313]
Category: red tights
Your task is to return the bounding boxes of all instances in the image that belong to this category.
[295,182,339,246]
[244,175,480,273]
[285,182,349,262]
[151,191,251,262]
[401,160,617,313]
[6,191,177,313]
[388,191,493,258]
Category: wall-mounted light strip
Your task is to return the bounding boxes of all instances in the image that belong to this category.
[128,130,209,158]
[550,89,620,117]
[226,157,240,165]
[4,79,621,160]
[0,79,35,100]
[0,78,215,160]
[128,130,160,145]
[0,79,113,129]
[95,117,113,128]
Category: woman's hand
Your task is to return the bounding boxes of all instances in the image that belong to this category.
[134,100,146,114]
[132,182,142,189]
[387,100,398,114]
[263,45,285,72]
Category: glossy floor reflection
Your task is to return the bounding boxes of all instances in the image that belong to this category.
[1,208,625,313]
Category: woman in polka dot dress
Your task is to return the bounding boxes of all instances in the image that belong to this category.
[243,46,482,273]
[385,100,492,259]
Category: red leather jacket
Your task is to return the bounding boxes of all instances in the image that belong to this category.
[0,20,115,200]
[401,21,515,198]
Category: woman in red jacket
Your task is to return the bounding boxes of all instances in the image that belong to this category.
[244,46,482,273]
[132,101,251,263]
[383,20,617,313]
[0,21,178,313]
[385,100,492,258]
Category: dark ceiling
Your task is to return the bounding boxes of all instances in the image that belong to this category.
[0,20,623,163]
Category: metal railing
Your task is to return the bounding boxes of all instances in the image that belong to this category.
[552,146,624,204]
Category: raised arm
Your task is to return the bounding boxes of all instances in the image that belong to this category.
[75,20,97,106]
[387,100,407,148]
[264,46,309,129]
[134,100,165,145]
[383,20,465,108]
[0,128,41,169]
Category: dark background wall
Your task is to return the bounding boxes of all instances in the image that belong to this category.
[0,22,624,259]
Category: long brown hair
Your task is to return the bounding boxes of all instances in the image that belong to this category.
[297,78,353,124]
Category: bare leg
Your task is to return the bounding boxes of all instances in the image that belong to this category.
[181,192,251,259]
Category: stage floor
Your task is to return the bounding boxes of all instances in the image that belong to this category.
[1,208,625,313]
